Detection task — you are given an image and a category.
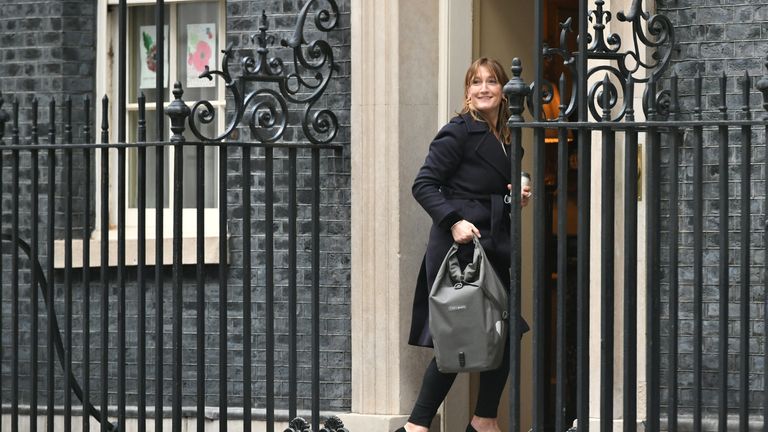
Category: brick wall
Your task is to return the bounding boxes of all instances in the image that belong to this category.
[0,0,95,239]
[223,0,352,412]
[656,0,768,418]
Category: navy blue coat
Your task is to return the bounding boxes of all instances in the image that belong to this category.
[408,113,525,347]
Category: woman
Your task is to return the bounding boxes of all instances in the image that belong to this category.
[399,58,531,432]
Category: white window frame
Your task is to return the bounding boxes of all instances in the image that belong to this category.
[61,0,227,268]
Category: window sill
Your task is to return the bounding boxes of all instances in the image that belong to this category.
[52,235,226,269]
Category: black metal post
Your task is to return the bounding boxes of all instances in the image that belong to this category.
[623,76,637,432]
[196,126,206,432]
[64,97,74,432]
[117,0,129,425]
[11,97,22,432]
[265,146,275,432]
[504,57,528,432]
[241,144,251,432]
[288,147,298,420]
[138,93,148,432]
[166,82,190,432]
[533,0,546,429]
[100,95,110,432]
[46,98,56,432]
[312,145,321,432]
[154,1,166,431]
[738,71,751,432]
[219,139,228,432]
[117,112,127,432]
[599,75,615,432]
[117,0,128,428]
[219,142,229,432]
[0,95,3,432]
[28,98,38,432]
[82,96,92,432]
[577,0,591,428]
[717,73,729,432]
[555,73,568,432]
[667,74,680,432]
[692,72,703,432]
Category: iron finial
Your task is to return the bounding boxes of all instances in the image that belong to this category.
[558,72,567,120]
[166,82,190,143]
[742,70,751,116]
[11,97,19,145]
[504,58,529,124]
[0,92,9,143]
[646,75,656,120]
[625,75,635,121]
[31,97,39,144]
[101,95,110,143]
[719,72,728,119]
[83,95,91,144]
[601,74,611,121]
[138,92,147,142]
[256,10,270,53]
[670,71,679,120]
[694,71,703,117]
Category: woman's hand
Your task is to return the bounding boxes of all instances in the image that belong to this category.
[507,184,533,207]
[451,220,480,244]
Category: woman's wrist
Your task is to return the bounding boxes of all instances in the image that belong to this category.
[439,211,464,230]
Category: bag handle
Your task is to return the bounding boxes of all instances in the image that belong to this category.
[447,235,482,283]
[447,236,508,318]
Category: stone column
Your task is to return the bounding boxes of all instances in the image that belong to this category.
[343,0,441,431]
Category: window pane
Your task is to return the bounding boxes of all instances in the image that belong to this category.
[128,110,170,209]
[180,115,218,209]
[129,5,170,104]
[177,2,219,102]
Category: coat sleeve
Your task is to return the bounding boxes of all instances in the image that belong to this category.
[412,119,466,230]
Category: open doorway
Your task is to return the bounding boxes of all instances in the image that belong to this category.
[472,0,580,430]
[540,1,580,430]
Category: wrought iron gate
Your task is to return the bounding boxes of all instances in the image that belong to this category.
[504,0,768,431]
[0,1,348,432]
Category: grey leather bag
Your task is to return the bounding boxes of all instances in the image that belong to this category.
[429,236,509,373]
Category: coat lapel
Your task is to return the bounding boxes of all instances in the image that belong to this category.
[464,115,510,181]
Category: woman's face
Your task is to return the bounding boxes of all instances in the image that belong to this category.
[467,65,502,121]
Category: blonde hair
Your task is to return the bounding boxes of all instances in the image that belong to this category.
[460,58,512,144]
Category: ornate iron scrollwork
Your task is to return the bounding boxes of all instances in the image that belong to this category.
[188,0,339,144]
[285,417,312,432]
[284,416,348,432]
[319,416,350,432]
[530,0,675,122]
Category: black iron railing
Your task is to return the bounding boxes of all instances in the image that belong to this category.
[503,0,768,431]
[0,93,347,432]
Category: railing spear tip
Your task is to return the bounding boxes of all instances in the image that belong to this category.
[510,58,522,77]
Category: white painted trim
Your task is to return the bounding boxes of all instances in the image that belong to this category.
[437,0,473,125]
[52,235,224,268]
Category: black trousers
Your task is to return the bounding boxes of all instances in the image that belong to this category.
[407,341,510,427]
